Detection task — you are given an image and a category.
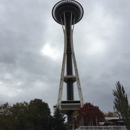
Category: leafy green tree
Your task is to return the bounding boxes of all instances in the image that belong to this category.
[0,99,52,130]
[105,111,118,117]
[28,99,51,130]
[9,102,30,130]
[53,108,67,130]
[0,102,11,130]
[113,81,130,129]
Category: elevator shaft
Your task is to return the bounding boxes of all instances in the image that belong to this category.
[65,12,74,101]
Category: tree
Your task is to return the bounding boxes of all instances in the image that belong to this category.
[0,101,33,130]
[0,99,52,130]
[9,102,30,130]
[0,102,11,130]
[105,111,118,117]
[52,108,67,130]
[113,81,130,129]
[28,99,51,130]
[74,103,105,127]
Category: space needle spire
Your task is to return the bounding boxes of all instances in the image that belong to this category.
[52,0,84,124]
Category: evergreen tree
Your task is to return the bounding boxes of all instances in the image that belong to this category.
[113,81,130,130]
[53,108,67,130]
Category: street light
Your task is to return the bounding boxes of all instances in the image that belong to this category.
[96,116,98,126]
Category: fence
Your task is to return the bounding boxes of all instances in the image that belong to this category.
[76,126,126,130]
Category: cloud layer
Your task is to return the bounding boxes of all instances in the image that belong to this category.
[0,0,130,113]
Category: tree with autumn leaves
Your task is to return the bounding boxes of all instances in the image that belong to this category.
[74,103,105,128]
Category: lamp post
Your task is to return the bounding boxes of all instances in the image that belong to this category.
[96,116,98,130]
[96,116,98,126]
[82,116,84,126]
[91,120,93,126]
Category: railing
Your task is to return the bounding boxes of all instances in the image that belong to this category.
[76,126,126,130]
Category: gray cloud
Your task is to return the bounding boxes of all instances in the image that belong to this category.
[0,0,130,114]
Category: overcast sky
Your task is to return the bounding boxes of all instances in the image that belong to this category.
[0,0,130,114]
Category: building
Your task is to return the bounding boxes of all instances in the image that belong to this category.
[52,0,84,125]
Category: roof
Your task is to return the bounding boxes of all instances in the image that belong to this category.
[105,117,119,120]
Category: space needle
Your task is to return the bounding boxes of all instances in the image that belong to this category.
[52,0,84,124]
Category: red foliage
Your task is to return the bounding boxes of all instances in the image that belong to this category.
[75,103,105,127]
